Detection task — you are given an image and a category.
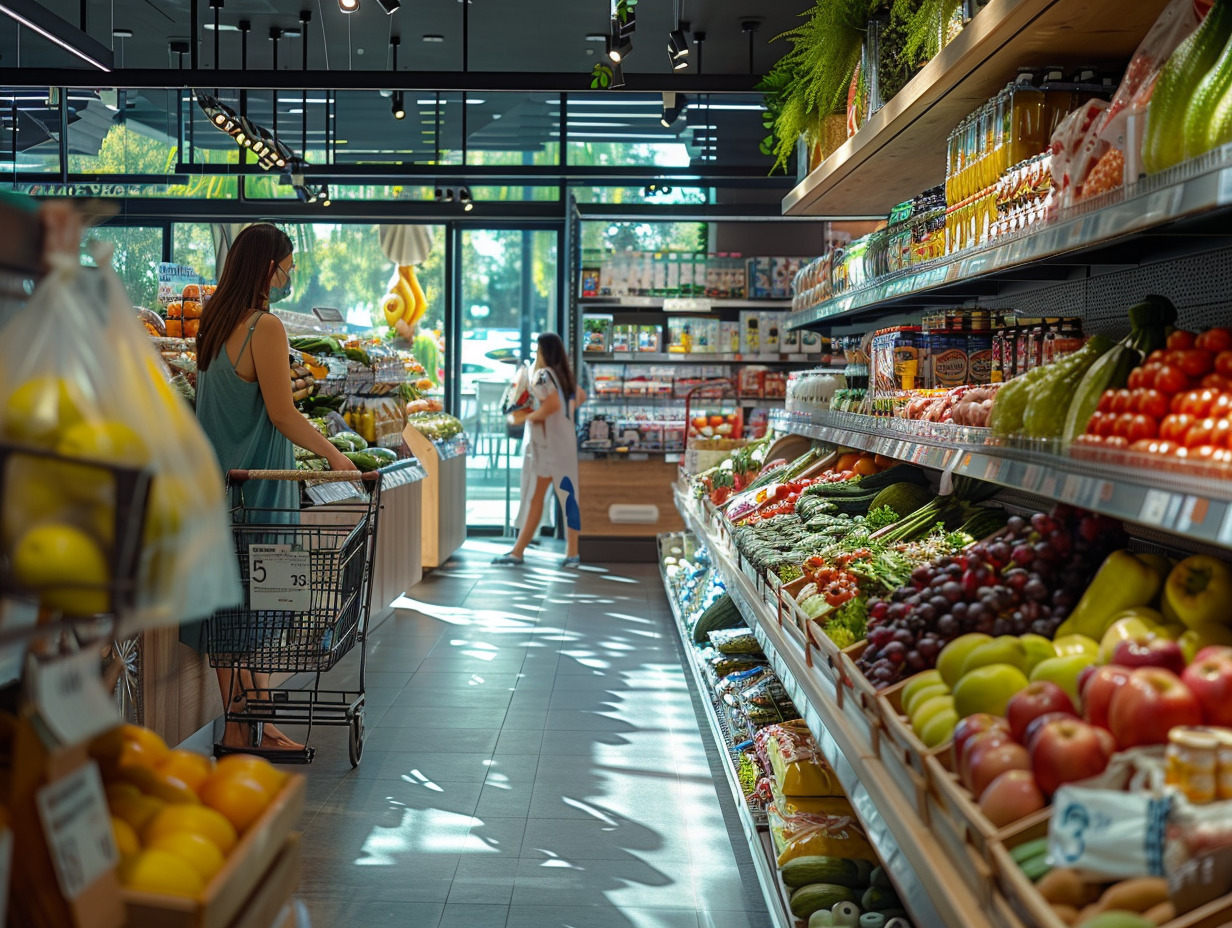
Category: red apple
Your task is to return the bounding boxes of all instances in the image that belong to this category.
[1182,653,1232,726]
[1194,645,1232,663]
[1077,664,1099,697]
[1030,717,1116,796]
[978,770,1048,828]
[1081,665,1134,729]
[1108,667,1203,748]
[1024,711,1083,753]
[951,714,1010,774]
[967,740,1031,798]
[1111,638,1186,676]
[1006,681,1077,744]
[960,729,1013,792]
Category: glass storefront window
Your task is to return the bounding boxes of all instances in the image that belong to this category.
[82,225,164,310]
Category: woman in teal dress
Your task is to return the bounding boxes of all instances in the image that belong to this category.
[192,224,352,751]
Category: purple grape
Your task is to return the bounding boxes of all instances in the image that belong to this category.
[941,581,964,604]
[884,642,907,664]
[937,615,959,637]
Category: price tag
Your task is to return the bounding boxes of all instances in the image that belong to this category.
[30,650,120,747]
[1039,474,1058,499]
[1218,505,1232,546]
[1023,464,1044,488]
[663,297,712,313]
[1139,489,1174,527]
[248,545,311,610]
[0,598,36,688]
[1061,474,1083,503]
[1176,495,1210,534]
[984,457,1004,481]
[36,762,117,900]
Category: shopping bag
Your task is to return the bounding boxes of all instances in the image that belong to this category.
[0,242,241,633]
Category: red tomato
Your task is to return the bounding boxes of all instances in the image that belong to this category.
[1197,329,1232,353]
[1181,388,1219,417]
[1127,367,1148,390]
[1186,417,1220,448]
[1154,364,1189,395]
[1213,418,1232,448]
[1135,388,1170,419]
[1214,394,1232,418]
[1095,412,1119,437]
[1146,350,1169,365]
[1095,390,1116,414]
[1112,412,1136,438]
[1216,351,1232,378]
[1126,414,1158,443]
[1202,374,1232,392]
[1173,349,1215,379]
[1104,435,1130,448]
[1160,413,1196,442]
[1167,330,1197,350]
[1110,389,1134,414]
[1190,445,1221,463]
[1129,439,1156,453]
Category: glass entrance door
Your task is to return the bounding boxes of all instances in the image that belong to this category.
[459,227,560,532]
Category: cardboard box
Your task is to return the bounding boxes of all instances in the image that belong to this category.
[739,311,761,355]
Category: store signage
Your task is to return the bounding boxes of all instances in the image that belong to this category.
[312,306,345,324]
[29,650,120,746]
[248,544,311,611]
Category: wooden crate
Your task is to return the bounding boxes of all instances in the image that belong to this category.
[123,776,305,928]
[876,680,936,780]
[922,747,1004,862]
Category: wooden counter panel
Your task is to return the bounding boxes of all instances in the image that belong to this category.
[578,458,684,538]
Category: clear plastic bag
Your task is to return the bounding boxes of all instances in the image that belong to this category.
[0,243,241,633]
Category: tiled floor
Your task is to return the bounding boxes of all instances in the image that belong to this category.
[289,539,772,928]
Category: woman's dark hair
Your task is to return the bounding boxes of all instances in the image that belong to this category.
[537,332,576,401]
[197,223,293,371]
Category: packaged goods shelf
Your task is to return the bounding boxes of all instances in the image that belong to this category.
[770,409,1232,551]
[781,0,1170,218]
[671,488,1023,928]
[788,144,1232,329]
[582,352,819,364]
[656,535,796,928]
[580,297,794,310]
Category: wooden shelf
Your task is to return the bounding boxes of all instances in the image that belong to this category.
[782,0,1170,218]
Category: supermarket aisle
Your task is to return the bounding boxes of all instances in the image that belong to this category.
[292,540,772,928]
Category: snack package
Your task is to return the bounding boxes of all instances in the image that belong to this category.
[0,243,241,634]
[768,804,878,865]
[707,627,761,654]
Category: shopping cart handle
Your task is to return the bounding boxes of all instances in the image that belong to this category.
[227,468,378,484]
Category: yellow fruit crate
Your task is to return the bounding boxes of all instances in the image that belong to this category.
[122,775,304,928]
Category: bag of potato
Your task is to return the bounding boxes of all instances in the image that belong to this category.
[0,242,240,632]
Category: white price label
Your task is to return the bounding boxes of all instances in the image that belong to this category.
[1219,168,1232,207]
[1176,495,1209,534]
[249,545,311,611]
[663,297,712,313]
[1139,489,1174,527]
[1040,474,1059,499]
[1061,474,1083,503]
[0,599,36,688]
[30,650,120,747]
[36,762,117,900]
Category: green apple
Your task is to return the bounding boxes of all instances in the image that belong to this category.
[959,636,1028,677]
[1098,617,1158,663]
[910,694,956,735]
[905,683,951,723]
[1019,634,1057,674]
[1051,634,1100,659]
[1028,654,1094,705]
[952,663,1029,719]
[900,670,945,709]
[937,633,993,688]
[919,708,958,748]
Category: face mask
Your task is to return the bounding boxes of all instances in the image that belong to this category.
[268,264,293,304]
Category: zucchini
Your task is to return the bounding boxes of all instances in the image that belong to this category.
[790,883,858,919]
[781,856,866,890]
[692,594,745,643]
[861,886,900,912]
[344,450,383,472]
[1009,837,1050,866]
[1190,26,1232,157]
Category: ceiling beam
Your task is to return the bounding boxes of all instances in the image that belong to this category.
[0,0,114,71]
[0,69,764,93]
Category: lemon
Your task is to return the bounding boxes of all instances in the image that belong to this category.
[56,420,148,466]
[11,522,110,615]
[118,848,205,898]
[111,816,141,858]
[1,457,75,549]
[110,794,167,833]
[147,832,224,882]
[143,474,195,541]
[1,377,84,445]
[144,804,238,856]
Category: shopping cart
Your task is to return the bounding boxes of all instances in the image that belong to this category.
[208,463,413,766]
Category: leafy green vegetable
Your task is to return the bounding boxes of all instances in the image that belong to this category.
[865,505,899,530]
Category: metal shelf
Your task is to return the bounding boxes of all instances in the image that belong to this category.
[672,491,1016,928]
[656,535,794,928]
[580,296,793,310]
[771,409,1232,552]
[782,0,1169,218]
[788,144,1232,330]
[582,352,822,364]
[590,395,788,407]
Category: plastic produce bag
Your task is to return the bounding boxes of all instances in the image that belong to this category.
[768,804,878,865]
[0,243,241,633]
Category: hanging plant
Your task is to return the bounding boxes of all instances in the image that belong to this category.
[895,0,963,69]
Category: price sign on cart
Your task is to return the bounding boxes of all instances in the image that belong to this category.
[249,545,311,611]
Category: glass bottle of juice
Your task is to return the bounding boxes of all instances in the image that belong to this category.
[975,103,990,191]
[992,86,1010,179]
[1008,68,1045,166]
[946,127,957,206]
[1039,65,1073,145]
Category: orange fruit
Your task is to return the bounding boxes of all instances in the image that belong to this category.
[157,750,213,793]
[199,774,271,833]
[92,724,169,768]
[118,849,204,898]
[116,765,200,805]
[110,793,166,833]
[105,782,141,803]
[214,755,286,797]
[144,804,238,856]
[147,831,224,882]
[111,816,141,858]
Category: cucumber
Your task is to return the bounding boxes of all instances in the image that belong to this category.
[780,856,865,890]
[869,867,892,889]
[862,886,900,912]
[344,450,383,472]
[790,883,858,919]
[1187,26,1232,158]
[1009,837,1050,866]
[364,447,397,466]
[1019,854,1052,882]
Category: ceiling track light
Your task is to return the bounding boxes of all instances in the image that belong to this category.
[459,187,473,211]
[607,22,631,64]
[392,91,406,119]
[338,0,359,12]
[660,91,688,127]
[377,0,401,12]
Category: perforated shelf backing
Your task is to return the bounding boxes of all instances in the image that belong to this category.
[987,244,1232,336]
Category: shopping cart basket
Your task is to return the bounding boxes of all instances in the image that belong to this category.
[208,464,412,766]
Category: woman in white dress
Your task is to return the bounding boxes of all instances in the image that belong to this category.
[493,333,586,568]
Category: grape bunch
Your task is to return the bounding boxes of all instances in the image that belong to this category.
[856,508,1124,689]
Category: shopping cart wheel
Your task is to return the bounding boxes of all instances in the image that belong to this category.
[348,712,365,767]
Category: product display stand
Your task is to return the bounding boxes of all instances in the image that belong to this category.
[402,426,467,568]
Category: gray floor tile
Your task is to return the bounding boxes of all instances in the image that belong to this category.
[506,905,699,928]
[336,751,504,783]
[378,705,511,729]
[362,726,503,754]
[520,815,691,863]
[475,780,534,817]
[494,728,545,754]
[297,855,461,903]
[509,857,695,909]
[448,855,521,904]
[466,816,527,856]
[438,904,510,928]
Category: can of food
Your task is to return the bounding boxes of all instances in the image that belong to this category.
[931,332,969,388]
[968,333,993,385]
[1167,727,1218,804]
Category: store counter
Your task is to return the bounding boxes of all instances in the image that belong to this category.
[577,454,684,561]
[402,427,467,568]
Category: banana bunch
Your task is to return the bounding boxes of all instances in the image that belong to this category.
[381,265,427,330]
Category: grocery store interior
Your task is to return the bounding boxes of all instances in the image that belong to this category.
[7,0,1232,927]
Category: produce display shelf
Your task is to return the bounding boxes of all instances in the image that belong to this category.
[428,435,468,461]
[781,0,1170,218]
[787,143,1232,329]
[770,409,1232,552]
[656,534,794,928]
[589,395,790,407]
[580,297,793,310]
[674,487,1024,928]
[583,352,818,365]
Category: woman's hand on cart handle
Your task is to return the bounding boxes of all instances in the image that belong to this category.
[324,447,354,472]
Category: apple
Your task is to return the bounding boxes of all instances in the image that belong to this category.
[952,663,1030,718]
[1082,665,1135,728]
[1164,555,1232,630]
[978,770,1047,828]
[1194,645,1232,663]
[1006,681,1077,744]
[960,729,1013,792]
[1030,717,1116,796]
[967,740,1032,799]
[1077,664,1099,698]
[1029,654,1095,705]
[1182,653,1232,726]
[1098,616,1159,663]
[1111,637,1186,676]
[1108,668,1203,748]
[1024,711,1084,753]
[951,713,1010,773]
[1179,623,1232,663]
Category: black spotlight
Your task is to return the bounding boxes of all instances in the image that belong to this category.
[392,91,406,119]
[607,19,631,63]
[320,184,332,206]
[459,188,473,212]
[668,28,689,69]
[377,0,400,12]
[660,92,687,128]
[338,0,359,12]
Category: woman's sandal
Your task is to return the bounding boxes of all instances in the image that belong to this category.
[491,553,524,565]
